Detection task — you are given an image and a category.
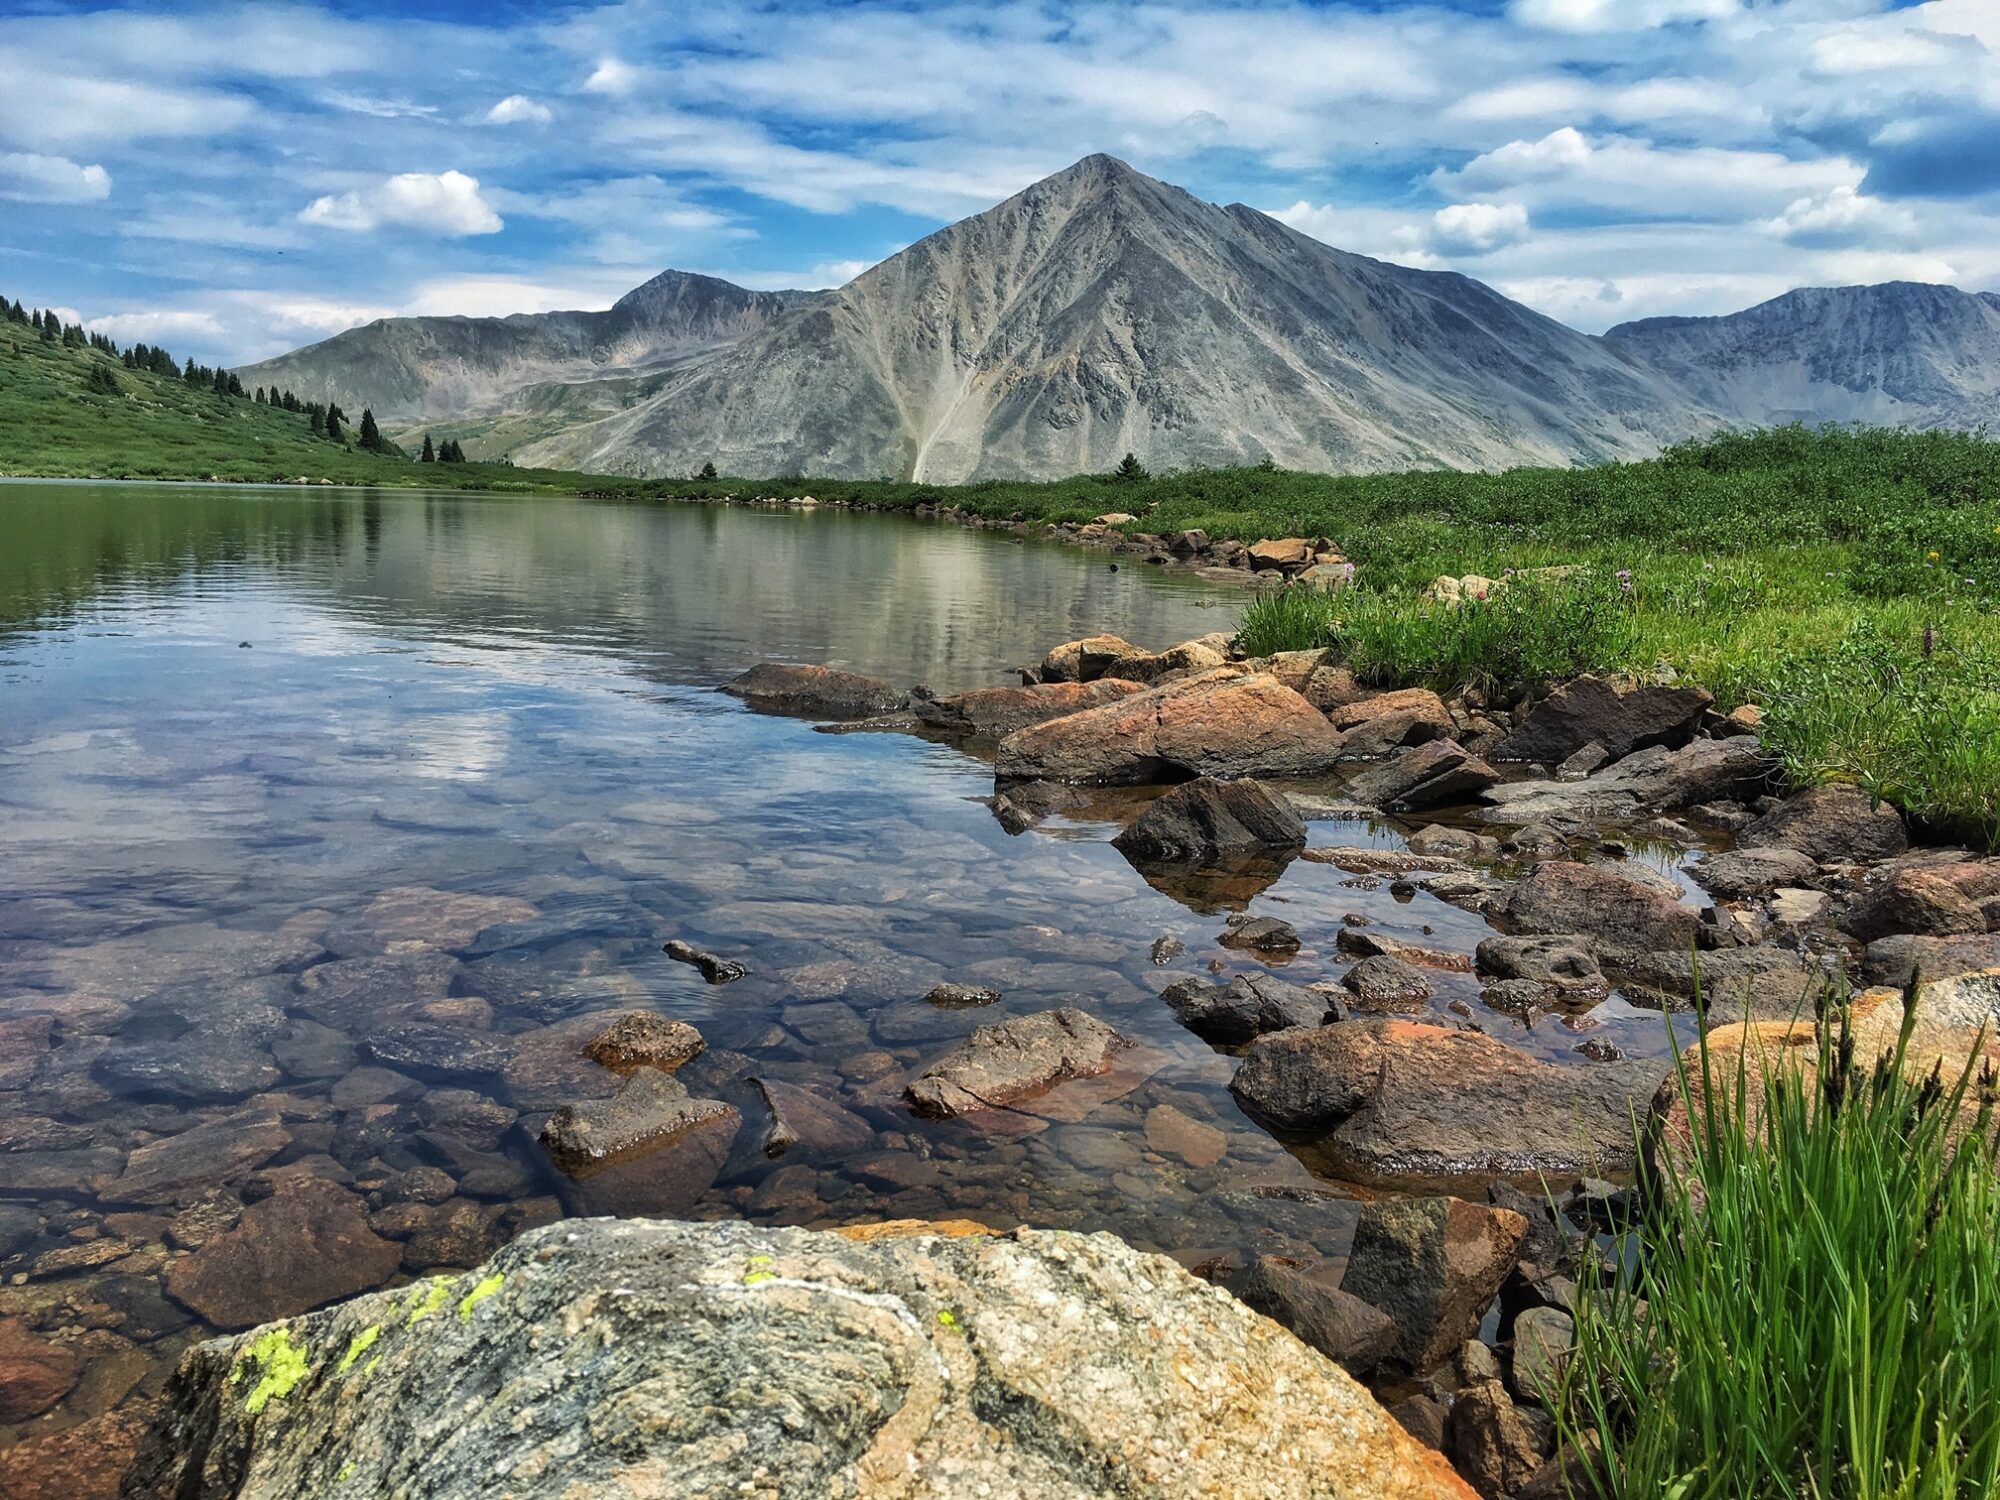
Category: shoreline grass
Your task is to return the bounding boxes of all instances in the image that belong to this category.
[1555,986,2000,1497]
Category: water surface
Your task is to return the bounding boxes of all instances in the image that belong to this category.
[0,482,1693,1447]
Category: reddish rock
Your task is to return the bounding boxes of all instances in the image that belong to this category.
[905,1008,1129,1118]
[0,1403,152,1498]
[1345,740,1498,812]
[1841,862,2000,943]
[1102,635,1233,685]
[912,679,1147,738]
[1247,537,1316,571]
[0,1317,81,1421]
[1330,689,1455,759]
[164,1178,402,1329]
[1112,777,1306,863]
[995,669,1346,785]
[1448,1381,1552,1496]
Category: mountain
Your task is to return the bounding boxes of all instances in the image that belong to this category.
[237,271,810,428]
[1603,283,2000,431]
[237,157,2000,481]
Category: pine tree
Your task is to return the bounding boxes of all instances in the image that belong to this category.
[358,407,385,453]
[1112,452,1149,483]
[41,313,56,343]
[85,361,121,395]
[324,406,344,443]
[420,433,435,462]
[309,405,324,437]
[698,461,718,479]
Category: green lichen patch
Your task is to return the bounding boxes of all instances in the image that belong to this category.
[337,1325,381,1374]
[405,1277,454,1327]
[458,1273,505,1321]
[237,1328,311,1415]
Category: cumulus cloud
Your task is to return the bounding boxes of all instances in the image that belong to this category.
[0,151,110,203]
[1430,202,1532,254]
[1763,186,1917,247]
[486,94,553,126]
[583,57,642,95]
[299,171,503,236]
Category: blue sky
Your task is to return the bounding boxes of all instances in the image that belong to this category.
[2,0,1995,366]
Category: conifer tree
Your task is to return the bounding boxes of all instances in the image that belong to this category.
[325,406,344,443]
[358,407,386,453]
[41,313,56,342]
[309,405,324,437]
[420,433,435,462]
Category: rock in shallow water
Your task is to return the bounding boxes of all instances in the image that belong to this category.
[723,662,908,719]
[1111,776,1306,863]
[904,1007,1129,1119]
[124,1218,1475,1499]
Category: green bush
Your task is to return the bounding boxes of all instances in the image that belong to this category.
[1557,981,2000,1498]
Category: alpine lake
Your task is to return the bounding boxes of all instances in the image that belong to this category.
[0,481,1702,1446]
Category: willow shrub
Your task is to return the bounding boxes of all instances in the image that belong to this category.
[1555,986,2000,1498]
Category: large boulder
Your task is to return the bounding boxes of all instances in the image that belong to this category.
[123,1219,1475,1500]
[1103,635,1234,685]
[1229,1020,1667,1183]
[1840,861,2000,943]
[1741,782,1908,864]
[911,679,1148,739]
[724,663,907,719]
[1344,741,1498,812]
[1499,862,1701,955]
[1861,932,2000,988]
[905,1008,1130,1118]
[995,669,1346,785]
[1493,676,1712,764]
[1339,1196,1528,1370]
[1111,777,1306,863]
[1618,946,1831,1023]
[1040,633,1139,683]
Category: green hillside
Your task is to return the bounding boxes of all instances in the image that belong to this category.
[0,307,632,493]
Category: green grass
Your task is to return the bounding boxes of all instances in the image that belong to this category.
[1555,984,2000,1498]
[0,318,643,495]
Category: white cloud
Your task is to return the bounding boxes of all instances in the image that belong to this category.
[1436,127,1859,219]
[485,94,553,126]
[584,57,643,95]
[0,65,252,147]
[0,151,110,203]
[299,171,503,236]
[1511,0,1737,33]
[1430,202,1532,254]
[1763,186,1917,247]
[84,308,224,344]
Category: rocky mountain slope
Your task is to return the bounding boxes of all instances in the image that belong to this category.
[239,157,2000,480]
[237,271,809,428]
[1603,282,2000,432]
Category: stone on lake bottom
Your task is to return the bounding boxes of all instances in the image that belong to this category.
[904,1008,1130,1119]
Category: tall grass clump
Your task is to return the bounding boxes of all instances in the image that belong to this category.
[1556,985,2000,1498]
[1756,621,2000,850]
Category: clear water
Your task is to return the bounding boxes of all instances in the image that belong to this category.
[0,482,1696,1446]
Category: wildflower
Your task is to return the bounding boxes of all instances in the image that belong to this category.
[1927,550,1941,563]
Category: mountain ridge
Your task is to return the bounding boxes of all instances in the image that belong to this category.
[237,156,2000,479]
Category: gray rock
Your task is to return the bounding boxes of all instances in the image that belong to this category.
[925,981,1003,1009]
[905,1008,1130,1119]
[1696,846,1817,900]
[724,663,907,719]
[1616,945,1833,1023]
[1344,741,1498,812]
[1508,1308,1575,1403]
[1860,932,2000,988]
[1230,1255,1399,1376]
[1494,675,1711,764]
[124,1218,1464,1499]
[540,1067,739,1179]
[1741,782,1908,864]
[1499,862,1700,956]
[1406,825,1501,861]
[1340,1196,1528,1370]
[663,939,747,984]
[912,678,1148,738]
[1219,914,1302,954]
[1229,1020,1666,1183]
[1161,973,1335,1044]
[95,1025,282,1104]
[583,1012,705,1074]
[1473,935,1604,1001]
[750,1077,874,1159]
[1448,1380,1552,1497]
[363,1024,511,1084]
[1111,777,1307,863]
[1478,737,1772,823]
[108,1112,291,1207]
[1341,956,1435,1012]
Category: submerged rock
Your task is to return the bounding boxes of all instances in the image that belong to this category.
[724,662,908,719]
[750,1076,874,1159]
[995,669,1345,785]
[1111,777,1306,863]
[905,1008,1130,1118]
[1229,1020,1666,1183]
[124,1219,1475,1499]
[539,1068,741,1217]
[1160,973,1335,1044]
[924,981,1003,1009]
[163,1178,402,1331]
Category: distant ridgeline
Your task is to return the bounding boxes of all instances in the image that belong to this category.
[0,293,485,478]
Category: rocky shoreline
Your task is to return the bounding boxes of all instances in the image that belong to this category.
[9,605,1998,1498]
